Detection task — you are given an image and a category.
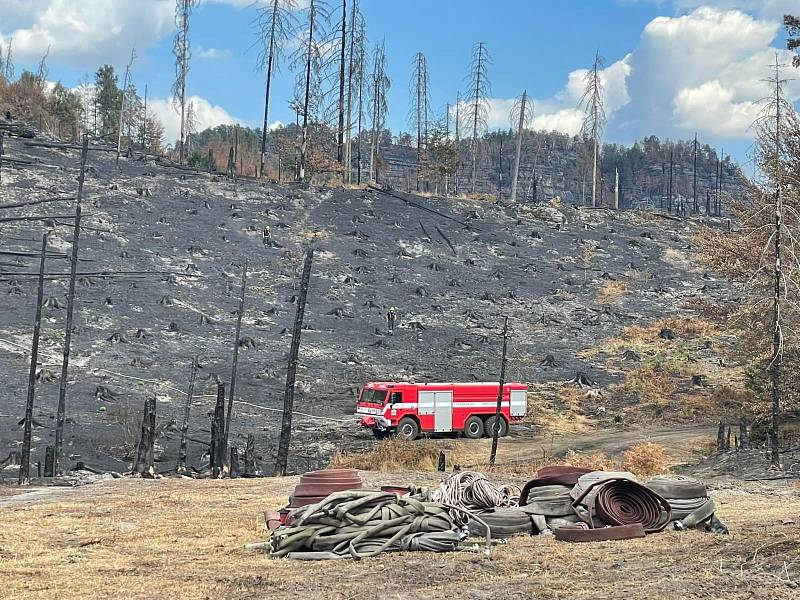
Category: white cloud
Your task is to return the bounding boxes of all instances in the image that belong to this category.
[197,46,232,60]
[0,0,174,67]
[148,95,248,146]
[614,7,800,140]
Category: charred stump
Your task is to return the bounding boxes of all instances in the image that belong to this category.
[244,433,258,476]
[569,371,595,388]
[210,382,226,478]
[230,447,241,479]
[44,446,54,477]
[133,396,157,478]
[740,416,751,450]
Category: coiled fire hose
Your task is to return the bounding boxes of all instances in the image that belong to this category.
[645,475,728,534]
[571,472,672,533]
[259,490,494,560]
[430,471,520,519]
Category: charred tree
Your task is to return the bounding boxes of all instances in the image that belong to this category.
[177,358,197,474]
[54,135,89,476]
[133,396,157,478]
[368,42,389,184]
[19,233,48,485]
[256,0,298,178]
[409,52,431,192]
[509,90,532,203]
[579,51,606,208]
[224,260,248,463]
[172,0,197,164]
[275,248,314,476]
[116,47,136,167]
[210,382,226,478]
[336,0,347,169]
[464,43,490,194]
[489,316,509,466]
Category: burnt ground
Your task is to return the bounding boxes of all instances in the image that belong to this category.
[0,134,739,474]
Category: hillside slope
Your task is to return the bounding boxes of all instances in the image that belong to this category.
[0,132,737,472]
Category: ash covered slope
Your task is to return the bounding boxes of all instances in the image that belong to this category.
[0,135,732,471]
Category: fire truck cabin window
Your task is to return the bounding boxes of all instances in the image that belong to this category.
[361,389,387,404]
[389,391,402,404]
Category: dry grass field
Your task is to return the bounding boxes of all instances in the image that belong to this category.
[0,474,798,600]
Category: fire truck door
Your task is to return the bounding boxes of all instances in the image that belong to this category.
[433,391,453,432]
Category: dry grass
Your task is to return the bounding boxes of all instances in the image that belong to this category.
[331,438,457,472]
[596,280,630,304]
[0,477,797,599]
[621,442,671,477]
[563,449,616,471]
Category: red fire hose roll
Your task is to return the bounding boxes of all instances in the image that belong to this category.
[572,475,672,533]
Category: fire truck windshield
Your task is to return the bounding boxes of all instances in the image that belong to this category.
[360,389,387,404]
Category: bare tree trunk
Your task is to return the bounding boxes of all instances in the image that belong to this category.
[668,147,673,213]
[224,259,247,466]
[336,0,347,171]
[614,167,619,210]
[510,91,526,203]
[455,92,460,196]
[692,132,698,214]
[275,248,314,476]
[259,0,278,178]
[211,382,226,478]
[116,48,134,167]
[177,358,196,474]
[488,316,509,466]
[298,0,316,181]
[178,1,190,164]
[356,36,364,184]
[54,136,88,475]
[591,137,597,207]
[343,0,357,183]
[133,396,157,478]
[19,233,48,485]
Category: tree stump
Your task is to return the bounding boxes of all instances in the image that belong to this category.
[44,446,55,477]
[244,434,257,476]
[210,383,226,478]
[230,447,241,478]
[740,416,751,450]
[133,396,157,478]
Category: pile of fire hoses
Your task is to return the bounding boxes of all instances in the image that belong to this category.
[250,468,727,559]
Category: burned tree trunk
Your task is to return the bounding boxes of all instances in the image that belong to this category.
[489,316,509,466]
[177,358,197,474]
[224,260,248,467]
[740,416,751,450]
[54,135,88,475]
[230,446,241,478]
[0,131,4,184]
[19,233,48,485]
[44,446,54,477]
[133,396,157,478]
[244,433,257,476]
[716,421,726,452]
[210,382,226,478]
[275,248,314,476]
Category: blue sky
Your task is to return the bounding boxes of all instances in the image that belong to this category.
[2,0,799,168]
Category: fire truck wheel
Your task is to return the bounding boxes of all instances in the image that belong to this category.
[396,417,420,441]
[463,416,484,439]
[485,415,508,438]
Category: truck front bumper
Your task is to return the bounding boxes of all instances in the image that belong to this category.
[358,415,391,429]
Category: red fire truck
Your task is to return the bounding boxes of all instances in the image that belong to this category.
[355,381,528,440]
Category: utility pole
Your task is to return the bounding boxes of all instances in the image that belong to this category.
[488,316,509,467]
[275,248,314,476]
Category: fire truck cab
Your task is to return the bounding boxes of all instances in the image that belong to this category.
[355,381,528,440]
